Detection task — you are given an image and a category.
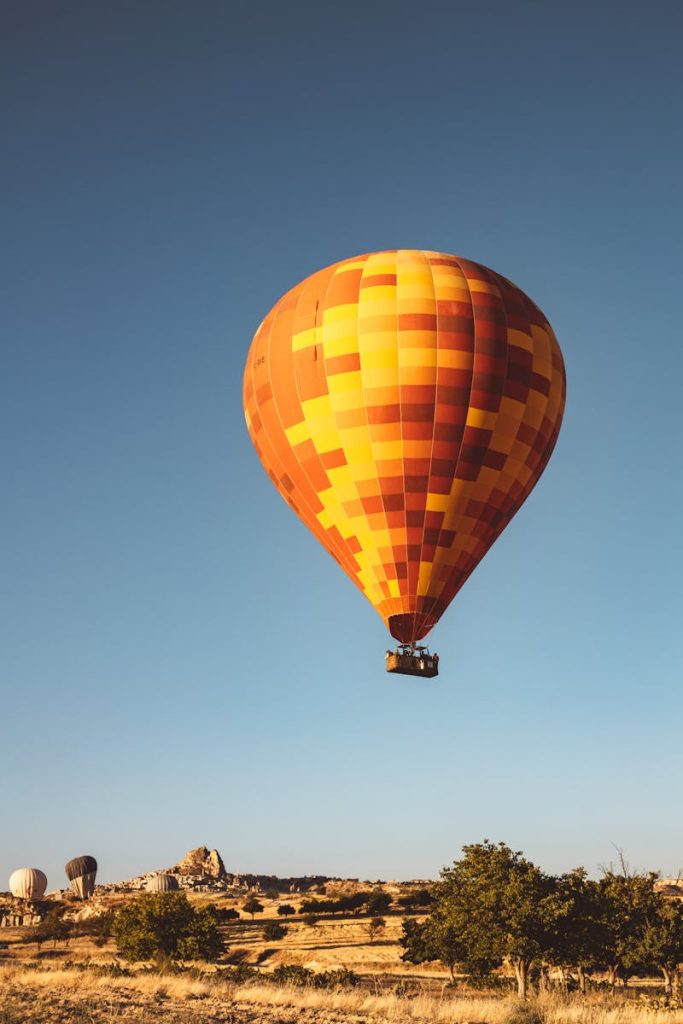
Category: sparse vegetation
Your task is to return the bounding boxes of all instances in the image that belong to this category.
[262,921,287,940]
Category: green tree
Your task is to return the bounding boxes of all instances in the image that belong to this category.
[278,904,296,917]
[32,908,71,949]
[641,893,683,996]
[112,893,224,963]
[242,898,264,920]
[367,892,392,916]
[367,916,385,944]
[433,841,559,998]
[545,869,608,993]
[400,916,468,983]
[398,888,433,912]
[599,865,658,987]
[221,907,240,921]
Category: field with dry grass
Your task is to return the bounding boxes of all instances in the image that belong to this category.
[0,885,440,979]
[1,886,680,1022]
[1,962,682,1024]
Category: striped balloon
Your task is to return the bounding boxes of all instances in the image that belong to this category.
[146,873,180,893]
[244,250,565,645]
[9,868,47,900]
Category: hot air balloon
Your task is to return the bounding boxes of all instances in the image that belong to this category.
[9,868,47,900]
[146,873,180,893]
[243,250,565,677]
[65,855,97,899]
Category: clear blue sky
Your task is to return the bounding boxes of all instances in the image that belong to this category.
[2,1,682,891]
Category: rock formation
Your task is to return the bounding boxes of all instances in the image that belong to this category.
[172,846,226,878]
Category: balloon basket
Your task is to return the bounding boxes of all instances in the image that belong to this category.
[385,644,439,679]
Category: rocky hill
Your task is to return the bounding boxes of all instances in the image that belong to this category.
[171,846,226,878]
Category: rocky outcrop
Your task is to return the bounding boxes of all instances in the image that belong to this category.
[172,846,226,878]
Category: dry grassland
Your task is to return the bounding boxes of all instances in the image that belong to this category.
[1,963,683,1024]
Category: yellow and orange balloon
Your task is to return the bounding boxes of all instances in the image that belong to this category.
[243,250,565,645]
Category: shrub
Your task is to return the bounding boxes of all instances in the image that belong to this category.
[271,964,314,987]
[277,904,295,917]
[315,968,361,989]
[303,914,318,927]
[269,964,360,990]
[217,963,260,984]
[262,922,287,941]
[220,908,240,922]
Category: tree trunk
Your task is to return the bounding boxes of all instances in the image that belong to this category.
[538,966,549,993]
[607,965,618,991]
[577,965,587,995]
[513,959,530,1000]
[448,961,455,984]
[662,967,673,997]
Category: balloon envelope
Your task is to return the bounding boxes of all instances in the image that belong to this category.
[244,250,565,643]
[146,873,180,892]
[65,855,98,899]
[9,868,47,900]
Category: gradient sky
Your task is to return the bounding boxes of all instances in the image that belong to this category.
[2,1,682,891]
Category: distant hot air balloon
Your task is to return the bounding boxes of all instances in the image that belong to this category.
[243,250,566,676]
[65,856,97,899]
[146,873,180,893]
[9,868,47,900]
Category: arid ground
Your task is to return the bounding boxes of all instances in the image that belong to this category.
[2,886,682,1023]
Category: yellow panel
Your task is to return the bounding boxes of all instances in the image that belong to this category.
[292,328,318,352]
[465,408,499,430]
[285,420,310,445]
[328,370,363,394]
[426,492,451,512]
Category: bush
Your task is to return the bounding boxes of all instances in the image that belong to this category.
[315,968,361,989]
[219,908,240,922]
[302,914,318,927]
[262,922,287,941]
[112,893,224,963]
[277,904,295,917]
[216,964,260,984]
[271,964,314,987]
[270,964,360,990]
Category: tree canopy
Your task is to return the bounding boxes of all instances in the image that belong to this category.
[112,893,224,963]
